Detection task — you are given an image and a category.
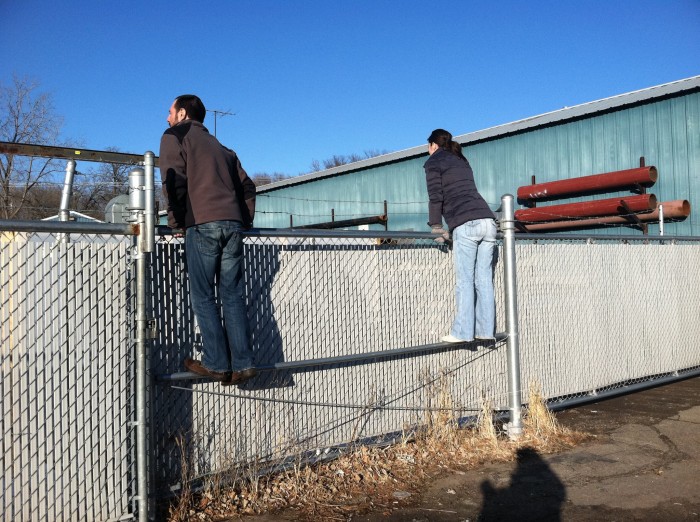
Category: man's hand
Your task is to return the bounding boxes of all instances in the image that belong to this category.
[171,228,185,238]
[431,225,450,244]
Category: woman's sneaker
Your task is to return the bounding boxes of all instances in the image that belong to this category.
[441,334,470,343]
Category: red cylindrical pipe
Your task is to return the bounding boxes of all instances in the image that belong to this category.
[515,194,657,223]
[519,200,690,232]
[517,166,658,201]
[657,199,692,218]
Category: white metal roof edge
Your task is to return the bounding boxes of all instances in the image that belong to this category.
[259,75,700,193]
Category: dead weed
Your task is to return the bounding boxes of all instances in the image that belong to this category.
[167,380,591,521]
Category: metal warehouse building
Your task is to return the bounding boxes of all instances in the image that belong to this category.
[255,75,700,235]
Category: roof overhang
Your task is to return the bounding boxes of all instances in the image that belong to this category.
[259,75,700,193]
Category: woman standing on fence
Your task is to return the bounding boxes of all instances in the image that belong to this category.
[424,128,497,343]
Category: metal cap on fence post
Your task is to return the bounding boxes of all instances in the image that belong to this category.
[127,167,149,254]
[127,168,146,216]
[501,194,523,439]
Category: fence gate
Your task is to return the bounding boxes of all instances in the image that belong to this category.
[0,221,140,521]
[1,151,156,522]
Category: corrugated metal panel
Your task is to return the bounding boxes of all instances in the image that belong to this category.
[257,89,700,236]
[256,158,429,231]
[463,92,700,235]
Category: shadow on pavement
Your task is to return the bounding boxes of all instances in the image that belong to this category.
[479,446,566,521]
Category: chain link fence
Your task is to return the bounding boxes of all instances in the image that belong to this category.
[3,217,700,521]
[150,230,700,499]
[514,235,700,407]
[150,232,509,499]
[1,228,137,521]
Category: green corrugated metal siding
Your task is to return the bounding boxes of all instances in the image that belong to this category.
[474,92,700,235]
[258,90,700,235]
[256,158,429,231]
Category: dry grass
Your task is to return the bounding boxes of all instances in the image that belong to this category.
[519,381,589,451]
[166,380,591,521]
[168,436,193,522]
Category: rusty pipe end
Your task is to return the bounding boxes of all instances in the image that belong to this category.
[648,166,658,183]
[681,199,691,216]
[648,194,658,209]
[662,199,691,217]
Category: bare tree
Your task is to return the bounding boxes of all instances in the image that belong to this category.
[308,149,388,172]
[74,147,131,218]
[251,172,288,186]
[22,183,63,220]
[0,75,65,219]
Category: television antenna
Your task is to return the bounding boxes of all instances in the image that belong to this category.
[208,108,236,137]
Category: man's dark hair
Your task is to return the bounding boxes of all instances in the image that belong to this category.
[174,94,206,123]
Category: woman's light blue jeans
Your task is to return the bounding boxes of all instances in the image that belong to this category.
[450,218,497,341]
[185,221,254,373]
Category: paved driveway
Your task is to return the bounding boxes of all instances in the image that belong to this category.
[245,376,700,521]
[354,375,700,521]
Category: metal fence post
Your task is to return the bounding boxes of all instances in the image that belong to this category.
[129,154,155,521]
[135,213,149,522]
[142,152,156,519]
[58,159,76,243]
[143,152,156,253]
[500,194,523,439]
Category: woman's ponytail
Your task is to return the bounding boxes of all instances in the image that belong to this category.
[427,128,466,161]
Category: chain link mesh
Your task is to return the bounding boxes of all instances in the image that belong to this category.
[515,237,700,406]
[1,230,136,521]
[150,234,509,496]
[5,223,700,518]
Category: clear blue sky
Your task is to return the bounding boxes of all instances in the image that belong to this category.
[2,0,699,177]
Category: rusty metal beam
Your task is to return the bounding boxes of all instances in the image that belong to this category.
[0,141,159,166]
[621,200,649,234]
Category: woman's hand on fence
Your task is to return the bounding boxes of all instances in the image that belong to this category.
[431,225,450,244]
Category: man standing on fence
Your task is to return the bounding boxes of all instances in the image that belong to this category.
[159,94,257,386]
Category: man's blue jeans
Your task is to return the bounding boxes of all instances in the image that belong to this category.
[450,218,497,341]
[185,221,254,373]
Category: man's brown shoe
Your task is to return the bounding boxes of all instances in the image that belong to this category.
[184,358,229,381]
[222,367,258,387]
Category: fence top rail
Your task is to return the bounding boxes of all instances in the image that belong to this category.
[0,219,139,236]
[513,233,700,243]
[158,226,700,243]
[158,226,455,241]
